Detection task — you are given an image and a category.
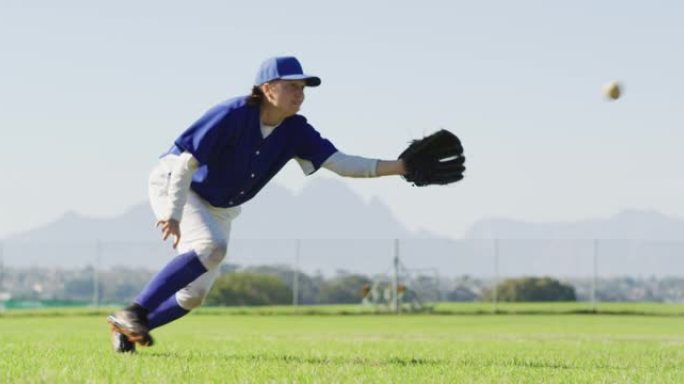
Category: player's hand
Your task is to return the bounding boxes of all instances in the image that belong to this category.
[156,219,181,249]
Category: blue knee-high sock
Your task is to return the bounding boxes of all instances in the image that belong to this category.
[134,250,207,311]
[147,295,189,330]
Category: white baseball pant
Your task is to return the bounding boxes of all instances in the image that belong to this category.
[148,155,241,310]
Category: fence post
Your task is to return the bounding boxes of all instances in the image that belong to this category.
[0,242,4,292]
[591,239,598,312]
[293,239,300,307]
[434,269,441,302]
[493,239,499,313]
[93,240,101,308]
[392,239,400,314]
[0,242,4,312]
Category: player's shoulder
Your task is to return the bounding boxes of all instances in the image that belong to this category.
[194,96,254,126]
[285,114,311,128]
[212,95,252,115]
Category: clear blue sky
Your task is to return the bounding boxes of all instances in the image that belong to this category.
[1,1,683,239]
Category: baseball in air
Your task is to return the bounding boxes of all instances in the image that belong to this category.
[602,81,622,100]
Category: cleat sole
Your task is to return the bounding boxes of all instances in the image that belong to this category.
[107,316,154,347]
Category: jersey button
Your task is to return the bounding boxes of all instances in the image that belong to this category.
[255,150,260,155]
[250,173,255,178]
[229,201,234,205]
[240,191,245,195]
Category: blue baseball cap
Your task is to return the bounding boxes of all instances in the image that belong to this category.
[254,56,321,87]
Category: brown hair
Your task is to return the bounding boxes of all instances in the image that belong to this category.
[247,86,264,107]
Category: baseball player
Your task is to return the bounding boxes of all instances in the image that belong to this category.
[106,56,412,353]
[108,56,466,353]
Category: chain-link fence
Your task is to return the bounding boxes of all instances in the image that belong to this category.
[1,239,684,309]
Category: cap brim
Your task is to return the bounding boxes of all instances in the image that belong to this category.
[280,74,321,87]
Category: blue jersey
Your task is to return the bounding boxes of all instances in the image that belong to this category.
[166,96,337,208]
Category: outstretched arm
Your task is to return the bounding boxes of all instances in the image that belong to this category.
[376,160,406,176]
[319,152,405,178]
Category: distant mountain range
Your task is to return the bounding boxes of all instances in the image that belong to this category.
[466,210,684,240]
[2,178,683,277]
[5,179,413,243]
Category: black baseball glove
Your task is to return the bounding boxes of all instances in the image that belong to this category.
[398,129,465,186]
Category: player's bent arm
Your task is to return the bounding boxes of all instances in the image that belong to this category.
[166,152,199,221]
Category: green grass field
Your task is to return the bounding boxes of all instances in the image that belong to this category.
[2,304,684,383]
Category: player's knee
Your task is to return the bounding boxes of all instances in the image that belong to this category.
[192,237,228,270]
[176,288,208,310]
[202,240,228,270]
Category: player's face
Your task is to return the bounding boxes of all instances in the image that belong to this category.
[264,80,306,116]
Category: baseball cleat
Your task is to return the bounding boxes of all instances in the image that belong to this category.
[111,329,136,353]
[107,310,154,347]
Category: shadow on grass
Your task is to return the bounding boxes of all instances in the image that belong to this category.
[138,352,614,371]
[143,351,444,367]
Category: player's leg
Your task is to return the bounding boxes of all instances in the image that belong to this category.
[145,199,237,329]
[108,157,233,349]
[147,267,221,329]
[108,190,237,347]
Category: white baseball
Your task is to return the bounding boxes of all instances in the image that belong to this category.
[603,81,622,100]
